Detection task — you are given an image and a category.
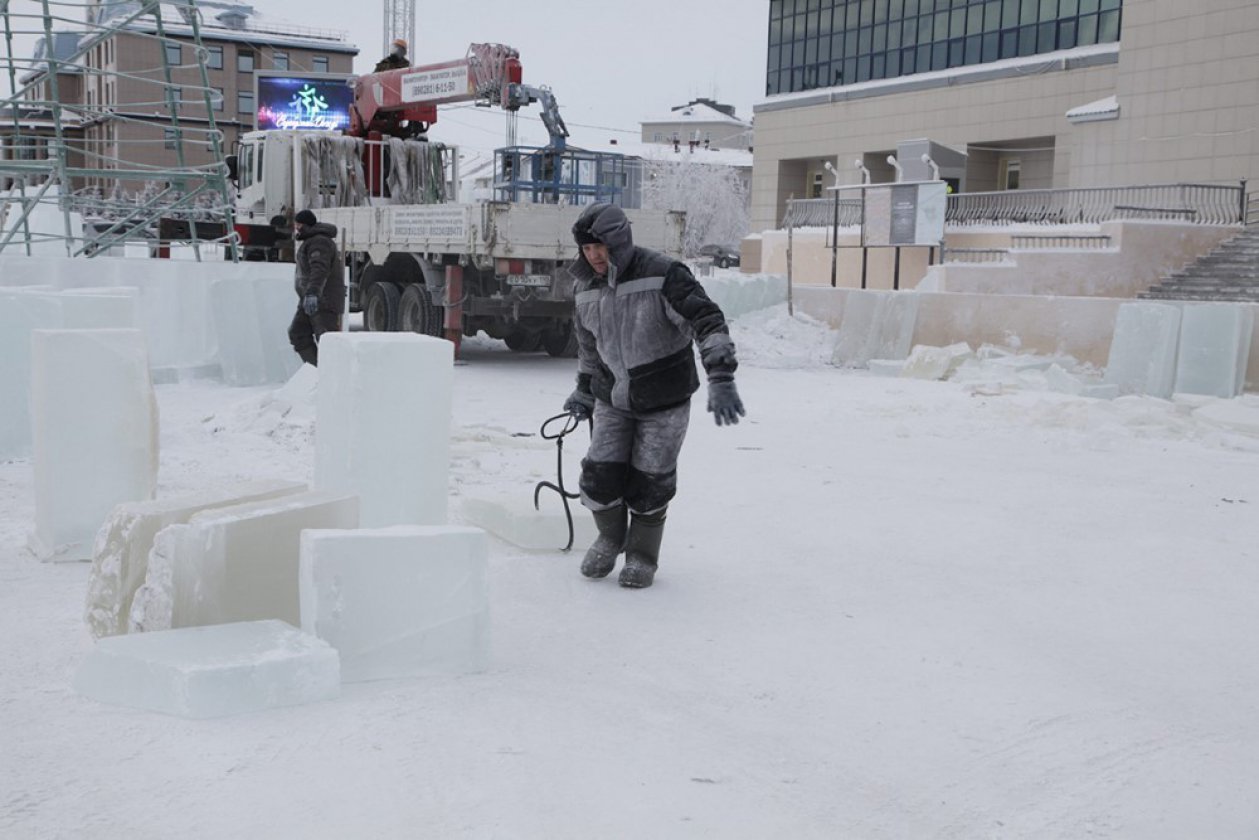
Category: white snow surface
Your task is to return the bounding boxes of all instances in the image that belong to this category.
[3,305,1259,838]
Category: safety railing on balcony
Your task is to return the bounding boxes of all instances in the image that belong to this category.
[946,183,1246,226]
[781,197,863,228]
[1246,191,1259,226]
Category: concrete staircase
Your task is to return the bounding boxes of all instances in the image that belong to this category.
[1141,226,1259,302]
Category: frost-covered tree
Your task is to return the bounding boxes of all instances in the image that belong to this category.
[642,154,750,258]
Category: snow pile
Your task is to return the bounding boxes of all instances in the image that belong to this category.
[729,303,836,369]
[202,363,318,451]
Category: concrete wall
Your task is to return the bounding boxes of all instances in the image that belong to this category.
[925,222,1239,298]
[757,228,936,292]
[752,221,1239,298]
[793,286,1259,392]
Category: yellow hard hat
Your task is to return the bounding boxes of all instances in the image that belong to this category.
[391,38,407,50]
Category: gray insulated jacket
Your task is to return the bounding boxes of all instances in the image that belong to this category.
[569,204,737,413]
[294,222,345,308]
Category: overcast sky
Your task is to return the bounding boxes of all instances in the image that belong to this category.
[293,0,769,155]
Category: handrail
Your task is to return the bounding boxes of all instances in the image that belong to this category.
[781,197,862,228]
[948,182,1243,226]
[783,182,1248,229]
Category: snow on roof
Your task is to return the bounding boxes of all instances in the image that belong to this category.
[94,2,355,54]
[1066,95,1119,123]
[570,136,753,168]
[641,101,750,128]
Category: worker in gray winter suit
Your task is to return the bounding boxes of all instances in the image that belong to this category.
[288,208,345,366]
[563,203,745,588]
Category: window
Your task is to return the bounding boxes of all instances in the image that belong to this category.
[1001,159,1021,190]
[210,87,224,111]
[239,144,253,188]
[273,51,289,70]
[238,90,255,117]
[237,50,255,72]
[765,0,1122,94]
[206,45,223,70]
[312,55,329,73]
[164,128,179,150]
[164,42,181,67]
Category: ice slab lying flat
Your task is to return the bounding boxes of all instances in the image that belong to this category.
[901,342,973,380]
[1173,304,1254,398]
[459,494,597,551]
[831,291,920,367]
[128,491,359,633]
[300,527,489,682]
[85,481,308,639]
[316,333,453,527]
[1103,302,1181,398]
[74,620,339,718]
[30,329,158,561]
[210,268,303,386]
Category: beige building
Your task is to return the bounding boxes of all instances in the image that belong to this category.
[641,98,753,151]
[751,0,1259,232]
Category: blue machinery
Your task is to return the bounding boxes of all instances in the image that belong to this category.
[493,146,627,206]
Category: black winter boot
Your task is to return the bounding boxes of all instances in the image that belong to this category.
[619,508,666,589]
[581,506,627,579]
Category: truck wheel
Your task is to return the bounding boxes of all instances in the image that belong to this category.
[364,281,400,331]
[542,324,579,358]
[399,283,444,338]
[504,330,542,352]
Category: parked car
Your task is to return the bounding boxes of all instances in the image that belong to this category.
[698,243,741,269]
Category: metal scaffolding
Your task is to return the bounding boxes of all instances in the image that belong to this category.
[0,0,237,259]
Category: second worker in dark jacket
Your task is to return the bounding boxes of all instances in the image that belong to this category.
[563,203,745,589]
[288,208,344,366]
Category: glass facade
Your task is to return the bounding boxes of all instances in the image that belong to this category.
[767,0,1122,95]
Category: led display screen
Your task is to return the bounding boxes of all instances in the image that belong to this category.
[255,74,353,131]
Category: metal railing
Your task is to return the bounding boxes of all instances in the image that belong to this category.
[946,183,1245,226]
[781,196,862,228]
[1246,192,1259,226]
[942,248,1011,264]
[1010,234,1113,250]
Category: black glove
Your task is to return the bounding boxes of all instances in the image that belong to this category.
[303,294,319,316]
[707,378,745,427]
[563,388,595,421]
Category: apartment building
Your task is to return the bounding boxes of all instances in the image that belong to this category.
[751,0,1259,231]
[9,2,357,192]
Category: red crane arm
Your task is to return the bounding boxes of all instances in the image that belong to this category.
[350,43,524,137]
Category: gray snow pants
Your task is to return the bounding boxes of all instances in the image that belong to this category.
[579,399,691,515]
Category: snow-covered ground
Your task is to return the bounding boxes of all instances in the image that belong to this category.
[3,306,1259,838]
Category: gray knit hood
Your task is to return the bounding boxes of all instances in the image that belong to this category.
[571,203,634,283]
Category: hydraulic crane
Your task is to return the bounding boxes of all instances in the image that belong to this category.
[350,43,569,150]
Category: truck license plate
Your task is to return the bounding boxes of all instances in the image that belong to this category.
[506,274,552,288]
